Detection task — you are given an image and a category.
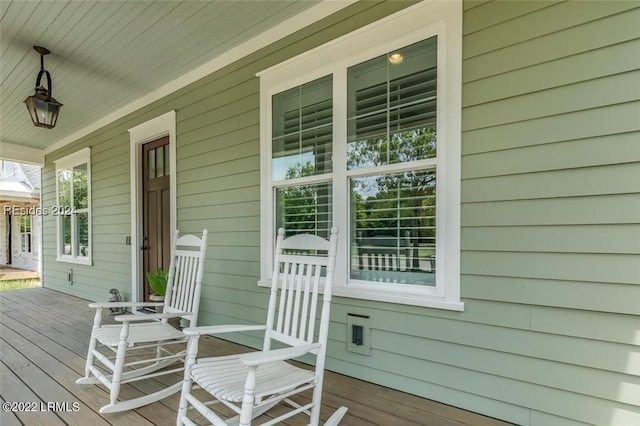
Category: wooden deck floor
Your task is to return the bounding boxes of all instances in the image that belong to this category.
[0,288,512,426]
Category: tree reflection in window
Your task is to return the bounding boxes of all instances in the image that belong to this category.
[57,161,89,259]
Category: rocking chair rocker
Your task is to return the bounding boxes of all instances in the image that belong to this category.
[76,229,208,413]
[177,228,347,425]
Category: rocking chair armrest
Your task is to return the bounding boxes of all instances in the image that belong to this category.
[240,343,321,367]
[114,312,188,322]
[183,324,267,336]
[88,301,165,309]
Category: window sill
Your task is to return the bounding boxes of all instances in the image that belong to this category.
[56,256,92,266]
[258,279,464,311]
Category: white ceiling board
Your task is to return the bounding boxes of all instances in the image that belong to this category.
[0,0,329,153]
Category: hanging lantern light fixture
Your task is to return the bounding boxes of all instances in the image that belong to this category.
[23,46,63,129]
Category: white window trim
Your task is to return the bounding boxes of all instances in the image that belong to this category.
[128,110,177,303]
[258,0,462,310]
[55,147,92,265]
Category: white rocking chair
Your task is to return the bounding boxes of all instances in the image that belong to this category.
[76,229,208,413]
[177,228,347,426]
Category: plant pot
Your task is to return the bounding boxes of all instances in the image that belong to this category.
[149,293,164,313]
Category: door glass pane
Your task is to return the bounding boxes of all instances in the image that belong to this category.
[272,75,333,181]
[347,37,438,170]
[275,182,332,239]
[156,146,164,177]
[350,169,436,285]
[148,149,156,179]
[73,163,88,209]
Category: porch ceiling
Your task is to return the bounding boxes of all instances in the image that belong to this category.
[0,0,324,160]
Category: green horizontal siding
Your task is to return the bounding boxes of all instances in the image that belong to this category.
[463,1,557,35]
[463,70,640,131]
[179,156,259,184]
[463,163,640,202]
[459,1,640,424]
[463,225,640,254]
[464,6,640,82]
[39,1,640,425]
[464,39,640,107]
[463,102,640,154]
[462,275,640,315]
[463,132,640,178]
[463,1,637,58]
[531,307,640,346]
[463,194,640,226]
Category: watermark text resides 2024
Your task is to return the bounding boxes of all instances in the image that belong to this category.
[3,205,77,216]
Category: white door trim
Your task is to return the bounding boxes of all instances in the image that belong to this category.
[128,111,177,302]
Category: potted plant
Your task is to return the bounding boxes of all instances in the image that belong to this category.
[146,268,168,303]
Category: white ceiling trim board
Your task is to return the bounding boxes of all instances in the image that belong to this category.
[0,141,45,166]
[44,0,356,156]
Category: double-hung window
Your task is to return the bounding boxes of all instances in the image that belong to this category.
[259,1,462,310]
[55,148,91,265]
[20,215,32,253]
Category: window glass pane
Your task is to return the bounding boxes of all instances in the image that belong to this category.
[20,215,31,232]
[350,169,436,285]
[21,235,27,252]
[276,182,332,239]
[61,215,71,255]
[272,75,333,181]
[347,37,437,170]
[58,170,72,207]
[76,212,90,258]
[73,163,88,209]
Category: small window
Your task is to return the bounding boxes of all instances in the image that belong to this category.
[20,215,32,253]
[55,148,91,264]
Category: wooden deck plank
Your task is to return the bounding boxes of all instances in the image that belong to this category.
[0,288,512,425]
[1,336,110,426]
[1,313,157,426]
[0,396,24,426]
[0,360,66,425]
[1,287,95,336]
[322,369,512,426]
[0,295,188,425]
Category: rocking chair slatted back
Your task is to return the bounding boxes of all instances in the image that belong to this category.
[265,228,338,352]
[163,230,208,325]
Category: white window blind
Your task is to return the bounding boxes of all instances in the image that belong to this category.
[272,75,333,181]
[276,182,332,239]
[348,37,438,170]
